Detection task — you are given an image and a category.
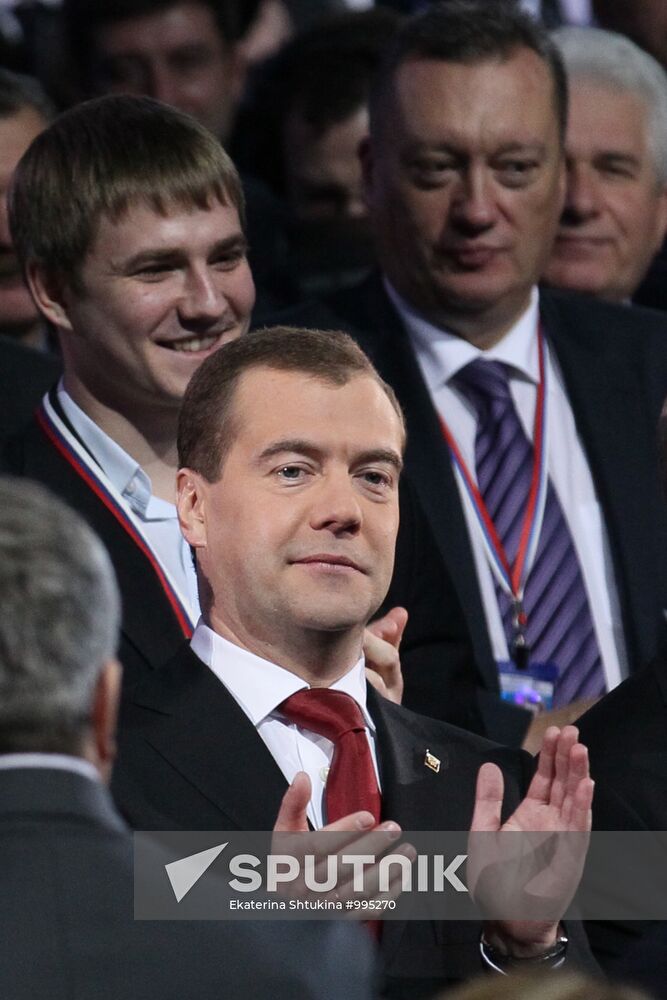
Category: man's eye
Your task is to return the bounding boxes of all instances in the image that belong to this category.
[359,470,392,489]
[599,162,637,180]
[134,263,174,280]
[277,466,306,481]
[409,159,455,186]
[497,160,538,185]
[212,251,246,271]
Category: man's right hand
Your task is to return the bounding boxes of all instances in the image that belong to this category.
[272,772,413,907]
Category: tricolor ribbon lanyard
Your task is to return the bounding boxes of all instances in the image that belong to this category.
[440,329,550,669]
[37,391,197,639]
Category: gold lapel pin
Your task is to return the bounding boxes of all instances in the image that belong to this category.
[424,749,441,773]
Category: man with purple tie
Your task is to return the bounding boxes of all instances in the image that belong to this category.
[279,0,667,749]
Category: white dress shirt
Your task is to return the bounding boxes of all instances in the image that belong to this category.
[191,621,380,829]
[58,383,200,620]
[386,280,627,692]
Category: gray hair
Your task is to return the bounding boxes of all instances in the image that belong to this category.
[0,478,120,753]
[0,68,55,123]
[552,26,667,185]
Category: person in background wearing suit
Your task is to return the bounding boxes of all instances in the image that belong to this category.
[542,27,667,304]
[0,475,377,1000]
[278,0,667,751]
[113,325,597,999]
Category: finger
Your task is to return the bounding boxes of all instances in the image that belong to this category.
[321,812,388,836]
[363,628,403,705]
[550,725,580,810]
[339,841,417,907]
[527,726,562,804]
[569,776,594,832]
[470,762,504,833]
[367,607,408,648]
[560,744,591,827]
[273,771,312,832]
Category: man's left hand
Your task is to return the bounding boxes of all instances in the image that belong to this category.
[468,725,593,957]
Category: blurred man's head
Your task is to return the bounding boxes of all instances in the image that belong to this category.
[543,28,667,303]
[248,9,399,222]
[362,0,567,346]
[593,0,667,71]
[0,478,121,779]
[9,95,254,424]
[63,0,248,140]
[177,327,405,675]
[0,70,52,347]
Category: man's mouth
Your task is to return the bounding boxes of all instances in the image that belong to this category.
[441,245,504,268]
[553,234,612,255]
[292,554,367,574]
[156,330,233,353]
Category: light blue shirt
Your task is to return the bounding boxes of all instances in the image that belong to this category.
[58,382,200,620]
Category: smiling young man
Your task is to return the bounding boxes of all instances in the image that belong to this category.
[3,95,254,688]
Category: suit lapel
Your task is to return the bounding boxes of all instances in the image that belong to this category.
[127,645,290,830]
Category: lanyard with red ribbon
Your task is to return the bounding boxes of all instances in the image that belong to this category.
[36,392,196,640]
[440,329,550,668]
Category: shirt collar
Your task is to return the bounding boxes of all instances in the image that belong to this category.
[57,382,173,520]
[385,278,541,391]
[0,753,100,783]
[190,620,375,733]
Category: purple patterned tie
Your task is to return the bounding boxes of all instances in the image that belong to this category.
[452,359,605,707]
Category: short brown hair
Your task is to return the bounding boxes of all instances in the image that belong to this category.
[370,0,568,145]
[178,326,406,481]
[9,94,245,291]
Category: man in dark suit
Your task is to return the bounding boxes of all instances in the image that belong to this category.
[277,0,667,749]
[0,475,377,1000]
[113,326,596,998]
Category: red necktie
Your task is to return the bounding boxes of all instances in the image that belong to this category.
[279,688,381,826]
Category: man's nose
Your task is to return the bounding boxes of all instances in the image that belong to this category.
[561,162,600,224]
[146,63,184,110]
[309,473,363,535]
[178,267,225,325]
[450,166,496,232]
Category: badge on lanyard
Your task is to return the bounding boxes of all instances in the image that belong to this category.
[498,660,558,713]
[441,328,551,702]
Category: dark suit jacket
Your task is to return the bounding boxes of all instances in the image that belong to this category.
[575,657,667,984]
[111,642,597,998]
[1,393,189,693]
[275,278,667,743]
[0,336,60,446]
[578,656,667,832]
[0,765,376,1000]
